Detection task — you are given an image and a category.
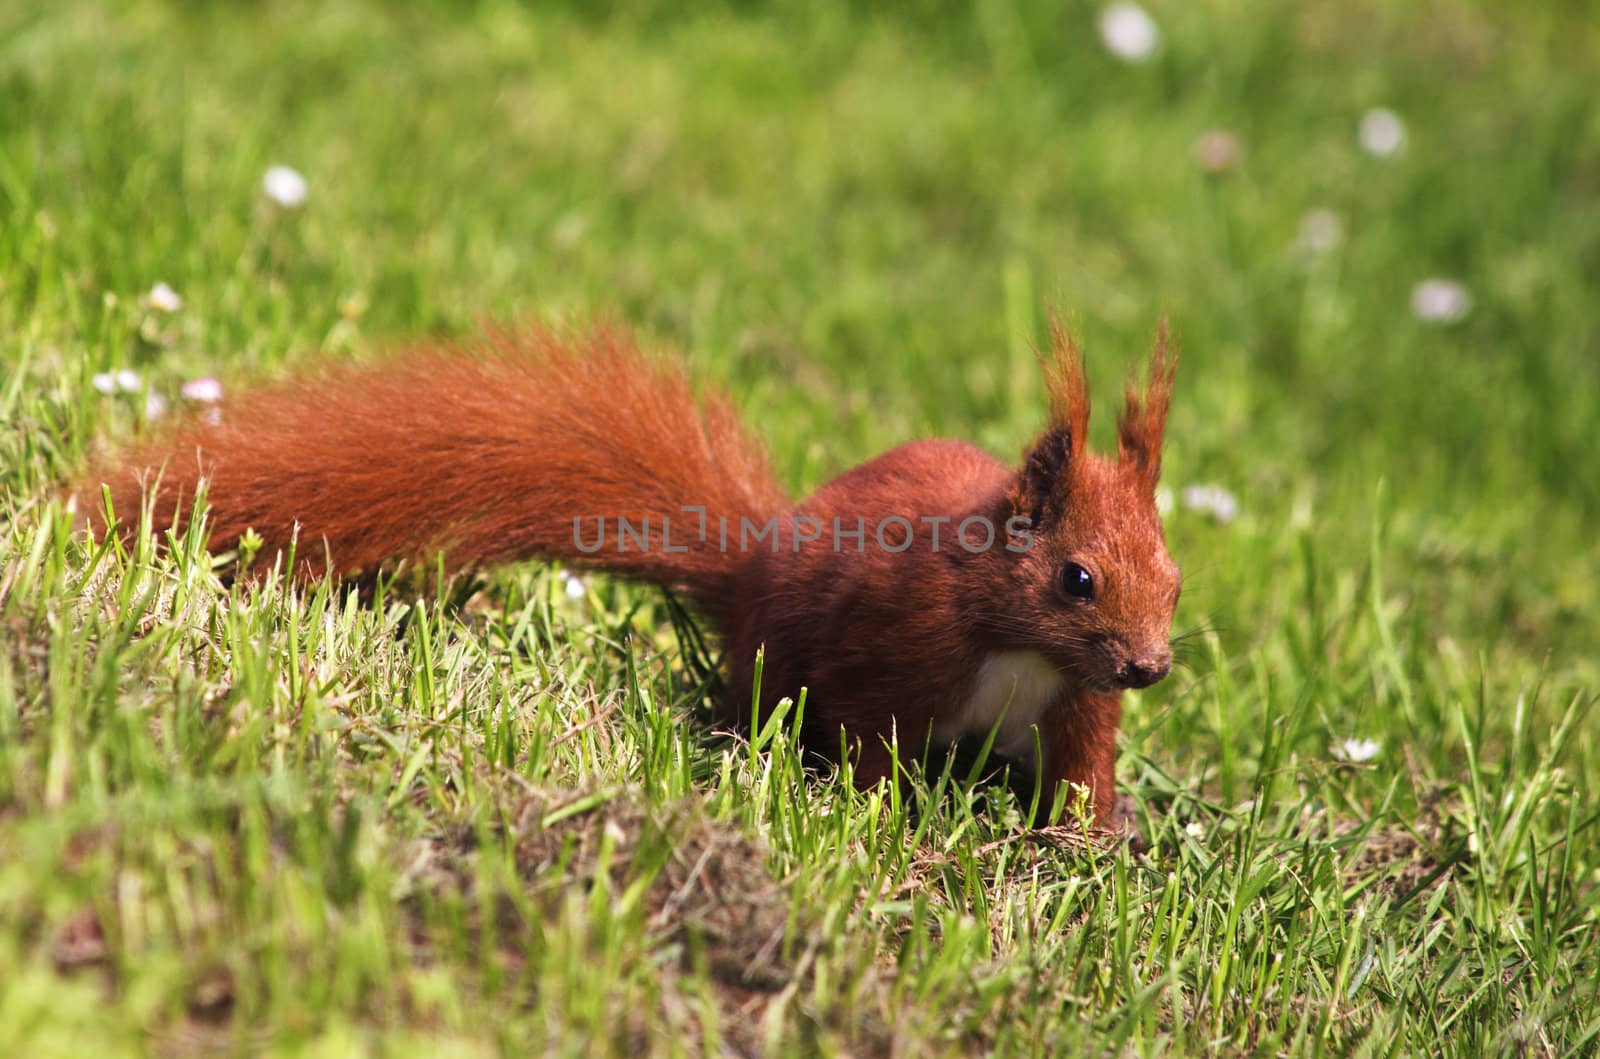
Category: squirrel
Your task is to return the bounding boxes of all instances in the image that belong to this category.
[83,319,1181,829]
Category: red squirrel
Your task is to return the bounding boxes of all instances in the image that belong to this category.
[85,319,1180,828]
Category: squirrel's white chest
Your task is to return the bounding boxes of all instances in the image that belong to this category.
[936,651,1066,759]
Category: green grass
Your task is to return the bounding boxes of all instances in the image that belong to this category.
[2,1,1597,1054]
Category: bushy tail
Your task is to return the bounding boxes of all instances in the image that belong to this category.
[82,324,788,609]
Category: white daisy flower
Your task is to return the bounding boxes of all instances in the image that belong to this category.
[94,369,156,400]
[1180,483,1239,524]
[180,377,225,403]
[144,392,168,419]
[1358,108,1406,157]
[1184,821,1206,838]
[1410,278,1471,323]
[560,570,586,600]
[1193,129,1242,174]
[1099,3,1160,63]
[147,281,183,313]
[1332,737,1381,763]
[262,165,309,208]
[1298,208,1344,254]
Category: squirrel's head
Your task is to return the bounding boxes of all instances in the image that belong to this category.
[991,319,1181,693]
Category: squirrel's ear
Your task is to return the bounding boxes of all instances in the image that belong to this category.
[1117,319,1177,482]
[1014,427,1072,528]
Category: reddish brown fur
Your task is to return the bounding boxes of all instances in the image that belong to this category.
[83,319,1181,829]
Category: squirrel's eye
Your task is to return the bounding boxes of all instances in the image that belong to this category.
[1058,562,1095,601]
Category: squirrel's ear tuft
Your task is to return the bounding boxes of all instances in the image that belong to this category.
[1014,427,1072,528]
[1117,318,1178,482]
[1041,316,1091,444]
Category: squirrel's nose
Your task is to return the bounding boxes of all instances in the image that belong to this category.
[1116,653,1172,689]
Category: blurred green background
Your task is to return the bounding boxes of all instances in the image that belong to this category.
[1,1,1596,1055]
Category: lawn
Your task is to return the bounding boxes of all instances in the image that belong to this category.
[1,1,1597,1055]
